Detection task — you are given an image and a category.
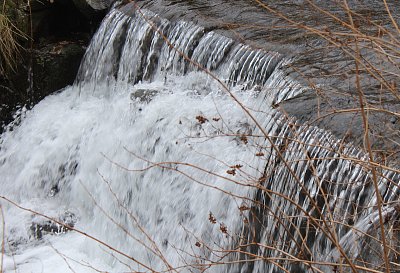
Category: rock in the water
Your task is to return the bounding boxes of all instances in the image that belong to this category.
[30,211,77,240]
[83,0,115,10]
[130,89,159,103]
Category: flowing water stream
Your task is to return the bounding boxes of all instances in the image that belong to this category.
[1,3,399,273]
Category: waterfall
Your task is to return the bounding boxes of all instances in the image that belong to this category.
[76,6,304,105]
[1,3,399,273]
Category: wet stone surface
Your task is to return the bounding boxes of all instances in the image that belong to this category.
[134,0,400,163]
[0,0,105,132]
[30,211,77,240]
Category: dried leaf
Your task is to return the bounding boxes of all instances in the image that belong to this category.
[209,212,217,224]
[220,223,227,234]
[196,115,208,124]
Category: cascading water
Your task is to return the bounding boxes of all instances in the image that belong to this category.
[75,5,303,105]
[1,3,399,273]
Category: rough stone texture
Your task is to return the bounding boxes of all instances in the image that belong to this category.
[0,0,102,131]
[84,0,115,10]
[33,42,86,94]
[0,41,87,129]
[73,0,107,19]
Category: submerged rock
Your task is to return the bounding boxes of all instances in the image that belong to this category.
[130,89,159,103]
[30,211,77,240]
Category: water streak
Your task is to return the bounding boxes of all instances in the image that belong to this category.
[1,4,399,273]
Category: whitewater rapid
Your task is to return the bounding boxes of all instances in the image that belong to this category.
[2,3,400,273]
[0,74,268,272]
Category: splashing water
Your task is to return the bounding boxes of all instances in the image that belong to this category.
[1,4,400,273]
[0,72,273,272]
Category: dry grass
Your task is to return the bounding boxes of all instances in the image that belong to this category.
[0,0,28,76]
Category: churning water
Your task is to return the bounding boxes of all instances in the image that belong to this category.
[1,3,399,273]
